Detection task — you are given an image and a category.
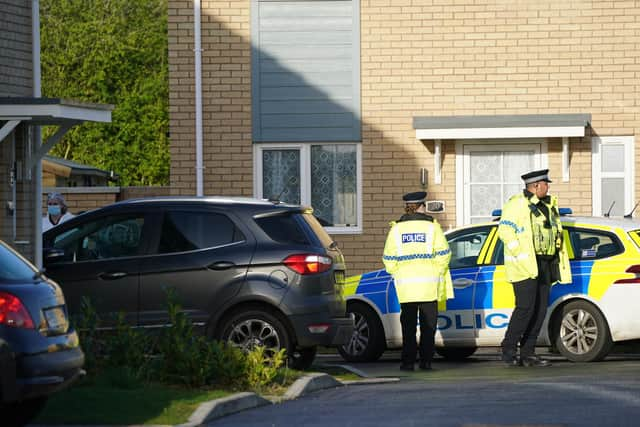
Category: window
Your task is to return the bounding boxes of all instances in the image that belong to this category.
[50,215,145,262]
[157,211,244,254]
[255,143,362,233]
[592,136,635,217]
[447,226,493,269]
[566,228,622,260]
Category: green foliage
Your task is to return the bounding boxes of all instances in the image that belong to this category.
[74,289,289,391]
[74,296,102,374]
[244,346,286,392]
[154,289,217,387]
[102,312,151,378]
[40,0,169,185]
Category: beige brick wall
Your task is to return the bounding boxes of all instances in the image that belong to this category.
[168,0,252,196]
[169,0,640,275]
[42,188,120,216]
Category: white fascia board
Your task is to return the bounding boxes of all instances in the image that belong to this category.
[416,126,585,140]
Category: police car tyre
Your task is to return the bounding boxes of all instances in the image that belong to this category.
[338,302,385,362]
[435,346,477,361]
[219,309,297,365]
[553,300,613,362]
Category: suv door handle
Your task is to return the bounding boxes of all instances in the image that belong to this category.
[98,271,128,280]
[209,261,236,270]
[453,278,474,289]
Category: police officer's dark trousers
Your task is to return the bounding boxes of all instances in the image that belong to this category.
[501,256,553,358]
[400,301,438,366]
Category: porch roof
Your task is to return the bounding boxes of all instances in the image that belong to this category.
[413,113,591,140]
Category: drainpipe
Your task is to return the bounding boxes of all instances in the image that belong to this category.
[194,0,204,196]
[33,0,43,268]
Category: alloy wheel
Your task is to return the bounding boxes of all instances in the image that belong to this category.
[560,308,598,355]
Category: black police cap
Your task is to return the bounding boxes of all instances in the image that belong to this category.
[403,191,427,204]
[521,169,552,184]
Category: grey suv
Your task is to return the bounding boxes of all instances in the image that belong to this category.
[43,197,353,369]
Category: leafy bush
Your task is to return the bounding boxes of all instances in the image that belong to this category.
[73,289,290,391]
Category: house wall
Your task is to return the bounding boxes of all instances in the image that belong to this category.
[168,0,640,275]
[0,0,35,259]
[0,0,32,96]
[41,186,172,217]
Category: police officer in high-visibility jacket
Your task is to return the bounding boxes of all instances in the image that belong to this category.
[498,169,571,367]
[383,191,454,371]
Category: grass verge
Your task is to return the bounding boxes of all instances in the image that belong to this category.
[33,366,333,425]
[34,373,231,426]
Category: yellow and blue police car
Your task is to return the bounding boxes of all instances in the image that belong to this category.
[339,210,640,363]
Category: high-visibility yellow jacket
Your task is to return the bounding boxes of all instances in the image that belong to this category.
[382,213,454,303]
[497,192,572,284]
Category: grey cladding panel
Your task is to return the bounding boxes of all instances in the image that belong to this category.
[261,113,355,128]
[261,71,353,87]
[252,0,361,142]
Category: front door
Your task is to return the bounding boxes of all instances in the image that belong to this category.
[460,142,544,224]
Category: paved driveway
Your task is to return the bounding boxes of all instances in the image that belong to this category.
[207,349,640,427]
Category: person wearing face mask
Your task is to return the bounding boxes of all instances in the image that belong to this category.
[497,169,572,367]
[43,192,75,232]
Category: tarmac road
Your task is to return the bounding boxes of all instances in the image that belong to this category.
[206,349,640,427]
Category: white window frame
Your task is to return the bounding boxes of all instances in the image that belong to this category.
[455,139,548,226]
[253,143,363,234]
[592,136,635,217]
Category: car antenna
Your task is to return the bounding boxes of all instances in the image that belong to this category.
[268,177,295,203]
[604,201,615,217]
[624,201,639,218]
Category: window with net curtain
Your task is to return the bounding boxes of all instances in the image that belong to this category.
[261,145,357,227]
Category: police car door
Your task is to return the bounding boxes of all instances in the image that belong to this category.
[439,226,494,346]
[474,226,512,344]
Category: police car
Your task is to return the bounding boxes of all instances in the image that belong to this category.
[339,211,640,363]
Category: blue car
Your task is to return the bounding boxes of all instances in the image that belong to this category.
[0,240,84,426]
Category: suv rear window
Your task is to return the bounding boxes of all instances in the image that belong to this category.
[255,213,310,245]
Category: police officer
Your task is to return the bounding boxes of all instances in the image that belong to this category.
[383,191,453,371]
[498,169,571,367]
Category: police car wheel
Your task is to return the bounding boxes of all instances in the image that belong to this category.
[553,300,613,362]
[338,302,385,362]
[435,346,477,361]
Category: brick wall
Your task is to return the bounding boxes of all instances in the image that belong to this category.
[169,1,640,274]
[168,0,252,196]
[0,0,32,96]
[41,186,172,217]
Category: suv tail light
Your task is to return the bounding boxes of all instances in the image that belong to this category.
[0,291,35,329]
[283,254,332,275]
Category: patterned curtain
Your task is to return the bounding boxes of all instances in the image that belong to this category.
[262,150,300,204]
[311,145,357,226]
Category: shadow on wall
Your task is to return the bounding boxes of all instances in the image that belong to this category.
[170,3,427,274]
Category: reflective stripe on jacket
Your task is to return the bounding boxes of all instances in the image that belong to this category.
[382,214,454,303]
[497,192,572,284]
